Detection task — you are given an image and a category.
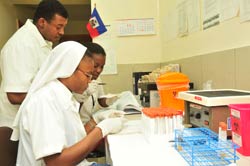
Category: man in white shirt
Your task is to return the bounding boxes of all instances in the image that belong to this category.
[0,0,68,164]
[12,41,123,166]
[0,0,68,128]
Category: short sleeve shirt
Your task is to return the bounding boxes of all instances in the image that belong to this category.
[16,80,91,166]
[0,19,52,128]
[79,77,105,123]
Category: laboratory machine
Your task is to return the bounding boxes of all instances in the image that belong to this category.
[177,89,250,134]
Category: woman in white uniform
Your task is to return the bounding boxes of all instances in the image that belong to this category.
[12,41,123,166]
[76,42,118,124]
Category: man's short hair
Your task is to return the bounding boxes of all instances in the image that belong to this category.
[33,0,68,24]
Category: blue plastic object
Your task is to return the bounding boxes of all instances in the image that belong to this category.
[174,128,239,166]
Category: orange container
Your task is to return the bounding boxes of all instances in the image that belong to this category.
[156,72,189,111]
[142,107,183,118]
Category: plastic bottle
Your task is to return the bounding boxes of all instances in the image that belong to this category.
[219,122,227,141]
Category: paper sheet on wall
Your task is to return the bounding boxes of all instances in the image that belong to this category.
[239,0,250,22]
[163,10,178,42]
[101,47,117,75]
[116,18,155,36]
[187,0,201,33]
[202,0,220,30]
[94,26,117,75]
[219,0,239,22]
[177,1,188,37]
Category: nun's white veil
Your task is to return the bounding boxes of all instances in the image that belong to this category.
[11,41,87,140]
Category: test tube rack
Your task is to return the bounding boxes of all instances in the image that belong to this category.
[174,128,239,166]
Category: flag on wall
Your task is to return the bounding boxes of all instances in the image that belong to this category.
[86,7,107,38]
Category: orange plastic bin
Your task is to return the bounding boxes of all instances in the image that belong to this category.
[156,72,189,111]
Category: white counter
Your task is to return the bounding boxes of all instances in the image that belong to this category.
[106,118,250,166]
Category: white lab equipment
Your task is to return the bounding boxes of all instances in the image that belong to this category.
[141,107,183,143]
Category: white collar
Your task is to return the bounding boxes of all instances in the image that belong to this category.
[25,19,53,49]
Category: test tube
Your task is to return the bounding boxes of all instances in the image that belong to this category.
[165,116,169,136]
[159,112,166,135]
[169,115,173,140]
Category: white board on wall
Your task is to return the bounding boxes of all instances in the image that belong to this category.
[94,26,118,75]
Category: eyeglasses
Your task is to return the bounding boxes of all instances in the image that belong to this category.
[77,68,93,80]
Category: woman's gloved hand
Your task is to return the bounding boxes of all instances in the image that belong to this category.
[96,118,124,137]
[85,80,99,96]
[92,109,125,124]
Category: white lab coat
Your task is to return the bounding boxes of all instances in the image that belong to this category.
[12,41,93,165]
[0,19,52,128]
[16,80,92,166]
[79,78,105,123]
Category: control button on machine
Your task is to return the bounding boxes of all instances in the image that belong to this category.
[204,111,209,115]
[195,113,201,119]
[204,120,209,126]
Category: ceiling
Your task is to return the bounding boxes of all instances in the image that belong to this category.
[10,0,90,5]
[10,0,91,21]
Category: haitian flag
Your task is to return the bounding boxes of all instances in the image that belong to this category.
[86,7,107,38]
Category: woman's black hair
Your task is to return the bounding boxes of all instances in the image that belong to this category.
[82,42,106,56]
[84,49,93,58]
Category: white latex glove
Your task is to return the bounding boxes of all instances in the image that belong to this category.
[97,118,123,137]
[92,109,125,124]
[85,80,99,96]
[106,95,119,106]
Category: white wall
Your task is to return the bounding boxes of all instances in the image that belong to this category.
[91,0,250,65]
[160,0,250,62]
[0,1,17,48]
[91,0,162,64]
[3,0,250,64]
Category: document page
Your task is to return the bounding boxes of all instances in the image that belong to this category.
[109,91,142,114]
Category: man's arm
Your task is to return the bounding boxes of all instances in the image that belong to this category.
[98,98,108,107]
[44,127,103,166]
[7,92,27,104]
[98,96,119,107]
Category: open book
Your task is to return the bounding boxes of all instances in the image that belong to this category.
[106,91,142,115]
[122,104,142,115]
